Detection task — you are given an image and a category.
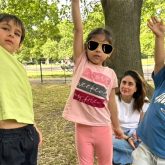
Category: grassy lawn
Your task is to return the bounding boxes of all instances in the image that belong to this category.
[32,80,154,164]
[32,83,77,165]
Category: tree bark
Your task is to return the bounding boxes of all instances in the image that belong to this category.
[101,0,143,79]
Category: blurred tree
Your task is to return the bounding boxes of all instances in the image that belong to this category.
[41,39,58,63]
[101,0,164,97]
[140,0,165,58]
[1,0,164,69]
[101,0,143,78]
[0,0,61,60]
[101,0,165,78]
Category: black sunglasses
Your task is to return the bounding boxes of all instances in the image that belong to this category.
[87,41,113,54]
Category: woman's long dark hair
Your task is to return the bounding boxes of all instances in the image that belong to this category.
[116,70,149,112]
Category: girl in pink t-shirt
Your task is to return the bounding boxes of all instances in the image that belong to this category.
[63,1,124,164]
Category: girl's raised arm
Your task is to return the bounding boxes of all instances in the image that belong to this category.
[72,0,84,63]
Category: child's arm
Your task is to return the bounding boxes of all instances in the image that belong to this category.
[147,16,165,74]
[108,89,124,139]
[72,0,84,63]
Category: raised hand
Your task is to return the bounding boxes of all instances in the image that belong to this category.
[147,16,165,38]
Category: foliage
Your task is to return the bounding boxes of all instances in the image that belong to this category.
[17,46,31,62]
[57,20,73,60]
[41,39,59,61]
[0,0,165,62]
[84,3,104,40]
[0,0,61,60]
[140,0,165,57]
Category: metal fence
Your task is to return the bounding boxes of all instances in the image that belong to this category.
[25,58,154,83]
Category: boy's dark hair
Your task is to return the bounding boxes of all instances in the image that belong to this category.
[0,13,25,44]
[85,28,113,49]
[117,70,148,112]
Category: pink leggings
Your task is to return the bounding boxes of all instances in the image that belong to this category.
[75,124,113,165]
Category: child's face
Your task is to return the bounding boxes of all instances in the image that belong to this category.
[0,20,22,54]
[86,34,113,66]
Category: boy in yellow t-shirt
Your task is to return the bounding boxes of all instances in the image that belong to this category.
[0,13,42,165]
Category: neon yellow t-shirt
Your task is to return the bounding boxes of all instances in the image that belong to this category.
[0,46,34,124]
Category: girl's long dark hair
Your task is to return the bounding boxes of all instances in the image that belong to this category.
[116,70,149,112]
[85,27,113,49]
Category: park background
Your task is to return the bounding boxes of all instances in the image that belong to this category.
[1,0,165,164]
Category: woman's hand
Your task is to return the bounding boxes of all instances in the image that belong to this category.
[126,133,141,150]
[127,137,136,149]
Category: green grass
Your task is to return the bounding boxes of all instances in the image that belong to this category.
[32,83,77,165]
[27,70,72,78]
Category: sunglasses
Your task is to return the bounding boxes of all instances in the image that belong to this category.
[87,41,113,54]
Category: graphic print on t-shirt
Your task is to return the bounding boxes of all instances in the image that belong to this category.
[154,93,165,105]
[73,68,112,108]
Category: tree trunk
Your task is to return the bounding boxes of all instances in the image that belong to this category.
[101,0,143,79]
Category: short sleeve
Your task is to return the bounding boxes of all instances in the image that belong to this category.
[142,102,150,113]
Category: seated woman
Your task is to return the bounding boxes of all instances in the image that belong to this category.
[113,70,150,165]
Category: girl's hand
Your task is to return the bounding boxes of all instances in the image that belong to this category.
[113,127,124,139]
[147,16,165,38]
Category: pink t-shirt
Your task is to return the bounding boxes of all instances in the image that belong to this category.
[62,52,118,126]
